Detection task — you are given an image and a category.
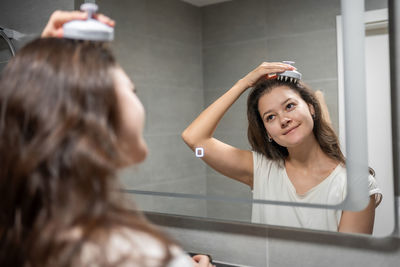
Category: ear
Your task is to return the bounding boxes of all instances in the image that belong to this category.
[308,103,315,116]
[265,129,271,138]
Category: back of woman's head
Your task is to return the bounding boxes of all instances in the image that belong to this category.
[0,37,120,220]
[0,38,171,266]
[247,78,345,164]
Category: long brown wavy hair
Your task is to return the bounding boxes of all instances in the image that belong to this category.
[0,38,173,267]
[247,78,345,164]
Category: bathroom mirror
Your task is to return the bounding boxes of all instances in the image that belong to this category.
[93,0,395,236]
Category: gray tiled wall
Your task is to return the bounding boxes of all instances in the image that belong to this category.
[0,0,74,42]
[0,0,74,70]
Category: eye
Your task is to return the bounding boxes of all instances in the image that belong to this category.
[286,102,296,110]
[265,114,275,122]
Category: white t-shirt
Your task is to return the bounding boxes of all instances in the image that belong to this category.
[251,151,382,231]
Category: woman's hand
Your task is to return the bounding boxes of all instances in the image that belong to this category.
[239,62,296,89]
[192,254,215,267]
[41,10,115,38]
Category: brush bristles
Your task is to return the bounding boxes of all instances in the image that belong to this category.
[277,75,298,83]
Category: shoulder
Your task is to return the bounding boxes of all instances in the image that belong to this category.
[79,227,192,267]
[331,164,347,182]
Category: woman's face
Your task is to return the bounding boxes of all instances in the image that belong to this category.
[258,86,315,148]
[113,66,148,165]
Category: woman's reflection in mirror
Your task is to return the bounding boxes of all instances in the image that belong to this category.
[182,62,382,234]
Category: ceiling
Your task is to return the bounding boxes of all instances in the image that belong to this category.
[181,0,232,7]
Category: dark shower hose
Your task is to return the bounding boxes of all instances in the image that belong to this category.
[0,29,16,57]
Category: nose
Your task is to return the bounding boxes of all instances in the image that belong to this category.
[280,116,291,128]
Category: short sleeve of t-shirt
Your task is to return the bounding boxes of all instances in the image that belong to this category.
[368,174,383,207]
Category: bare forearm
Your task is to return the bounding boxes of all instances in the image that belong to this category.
[338,196,375,234]
[182,79,248,149]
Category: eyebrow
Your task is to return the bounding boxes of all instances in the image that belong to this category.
[262,98,294,119]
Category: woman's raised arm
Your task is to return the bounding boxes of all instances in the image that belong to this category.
[181,62,295,188]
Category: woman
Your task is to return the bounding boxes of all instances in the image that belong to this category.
[182,62,382,233]
[0,11,212,267]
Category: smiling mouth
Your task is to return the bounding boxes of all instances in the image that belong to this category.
[283,124,300,135]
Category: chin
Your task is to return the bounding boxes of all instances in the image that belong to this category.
[277,135,306,148]
[132,143,148,163]
[120,141,148,166]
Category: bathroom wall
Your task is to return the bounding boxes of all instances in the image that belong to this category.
[0,0,74,70]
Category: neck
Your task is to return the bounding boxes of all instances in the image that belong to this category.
[286,134,327,169]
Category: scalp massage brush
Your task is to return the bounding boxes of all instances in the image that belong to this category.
[276,61,302,83]
[63,3,114,41]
